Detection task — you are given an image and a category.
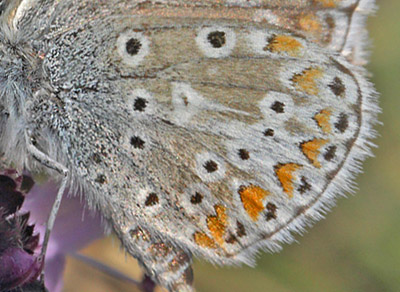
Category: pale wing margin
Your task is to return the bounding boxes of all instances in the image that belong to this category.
[341,0,377,65]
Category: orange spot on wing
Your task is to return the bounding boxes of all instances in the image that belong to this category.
[264,35,303,57]
[314,109,332,133]
[301,138,328,168]
[239,185,269,221]
[314,0,338,8]
[194,232,216,249]
[298,14,322,33]
[207,205,228,246]
[275,163,302,198]
[291,67,323,96]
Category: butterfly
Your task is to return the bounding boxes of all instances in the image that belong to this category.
[0,0,378,291]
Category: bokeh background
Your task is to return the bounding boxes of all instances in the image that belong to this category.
[64,1,400,291]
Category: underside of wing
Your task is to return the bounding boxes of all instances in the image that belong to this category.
[53,15,376,264]
[21,1,378,266]
[17,0,375,62]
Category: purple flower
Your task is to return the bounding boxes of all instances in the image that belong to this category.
[0,171,43,291]
[0,168,157,292]
[0,170,104,292]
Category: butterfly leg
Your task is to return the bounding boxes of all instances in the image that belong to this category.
[121,225,194,292]
[26,141,69,284]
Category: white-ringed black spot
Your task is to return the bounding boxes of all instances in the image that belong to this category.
[196,27,236,58]
[126,38,142,55]
[271,101,285,113]
[335,113,349,133]
[264,128,274,137]
[265,202,277,221]
[203,160,218,173]
[329,77,345,97]
[207,31,226,48]
[324,145,337,161]
[238,149,250,160]
[145,192,159,206]
[117,32,149,67]
[297,177,311,194]
[190,192,203,204]
[133,97,147,112]
[130,136,145,149]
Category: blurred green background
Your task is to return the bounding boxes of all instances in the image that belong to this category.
[64,1,400,291]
